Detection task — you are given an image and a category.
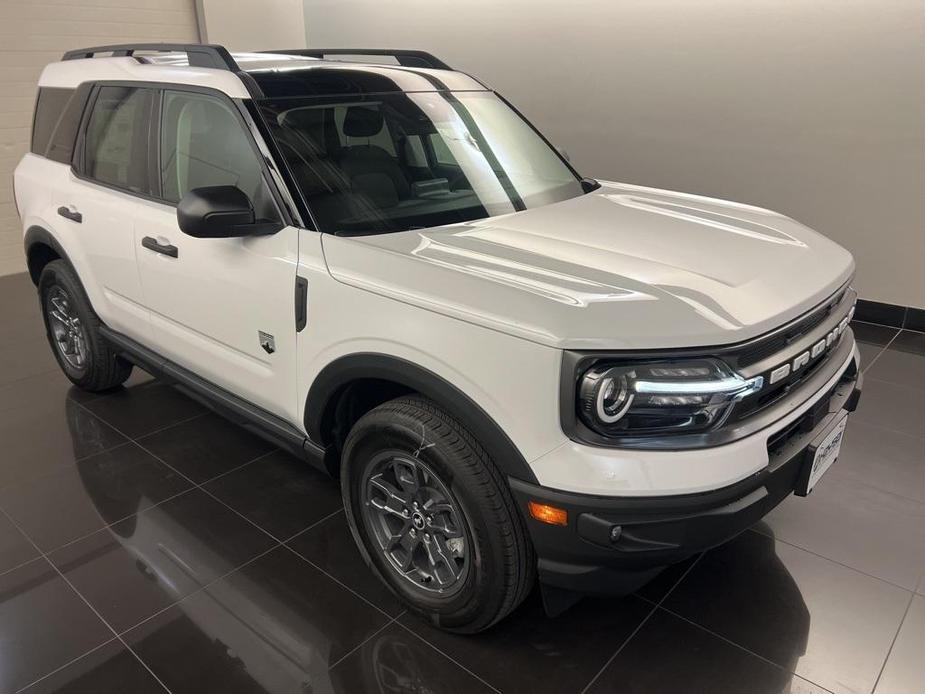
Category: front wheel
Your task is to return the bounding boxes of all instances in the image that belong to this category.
[341,396,535,633]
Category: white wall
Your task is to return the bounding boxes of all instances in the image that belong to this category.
[197,0,304,51]
[303,0,925,310]
[0,0,201,277]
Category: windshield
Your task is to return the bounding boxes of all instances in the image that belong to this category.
[259,91,584,234]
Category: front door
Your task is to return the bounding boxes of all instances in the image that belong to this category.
[134,88,299,421]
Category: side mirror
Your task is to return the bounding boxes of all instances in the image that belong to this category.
[176,185,282,238]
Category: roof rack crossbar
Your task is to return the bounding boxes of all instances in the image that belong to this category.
[266,49,452,71]
[61,43,240,71]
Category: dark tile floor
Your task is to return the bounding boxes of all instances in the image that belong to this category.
[0,270,923,694]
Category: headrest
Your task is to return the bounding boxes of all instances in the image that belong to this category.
[281,108,326,152]
[343,106,383,137]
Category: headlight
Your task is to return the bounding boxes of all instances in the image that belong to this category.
[577,359,763,437]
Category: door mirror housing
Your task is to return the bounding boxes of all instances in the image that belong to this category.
[176,186,283,238]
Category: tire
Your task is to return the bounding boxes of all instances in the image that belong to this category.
[38,259,133,392]
[341,395,535,633]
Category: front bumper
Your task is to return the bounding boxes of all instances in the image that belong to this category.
[510,356,862,595]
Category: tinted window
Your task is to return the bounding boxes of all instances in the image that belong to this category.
[159,90,277,220]
[259,91,582,235]
[46,84,93,164]
[85,86,153,193]
[429,134,454,166]
[31,88,74,158]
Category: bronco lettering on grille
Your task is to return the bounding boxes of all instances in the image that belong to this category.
[767,314,852,386]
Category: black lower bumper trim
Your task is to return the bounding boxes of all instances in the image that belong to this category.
[510,360,862,595]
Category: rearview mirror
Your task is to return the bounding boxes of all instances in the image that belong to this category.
[177,186,282,238]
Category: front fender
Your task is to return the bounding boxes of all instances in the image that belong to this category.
[306,352,540,485]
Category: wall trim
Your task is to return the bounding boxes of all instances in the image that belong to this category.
[856,299,925,332]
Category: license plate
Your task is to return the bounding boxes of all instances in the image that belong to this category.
[796,414,848,496]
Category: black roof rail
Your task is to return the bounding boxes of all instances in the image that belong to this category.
[265,49,452,71]
[61,43,240,71]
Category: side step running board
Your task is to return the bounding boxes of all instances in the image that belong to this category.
[99,326,329,472]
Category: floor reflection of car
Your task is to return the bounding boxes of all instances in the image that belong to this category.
[67,395,812,691]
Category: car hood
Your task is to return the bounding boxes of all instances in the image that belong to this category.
[322,180,855,349]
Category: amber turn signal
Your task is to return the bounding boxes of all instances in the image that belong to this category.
[528,501,568,526]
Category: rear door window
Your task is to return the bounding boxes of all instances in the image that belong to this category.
[84,86,154,194]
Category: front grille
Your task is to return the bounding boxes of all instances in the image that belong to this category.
[732,336,840,421]
[737,288,846,367]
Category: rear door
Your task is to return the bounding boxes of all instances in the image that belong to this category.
[134,87,300,421]
[65,84,155,340]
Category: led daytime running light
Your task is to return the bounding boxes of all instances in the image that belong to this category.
[634,375,764,396]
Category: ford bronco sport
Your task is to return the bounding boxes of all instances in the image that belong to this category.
[14,44,861,633]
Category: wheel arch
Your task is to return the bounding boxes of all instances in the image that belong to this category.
[306,353,539,485]
[24,225,70,285]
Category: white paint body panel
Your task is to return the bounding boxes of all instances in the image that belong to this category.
[38,57,252,98]
[14,154,150,337]
[17,55,860,499]
[324,180,855,350]
[134,196,303,421]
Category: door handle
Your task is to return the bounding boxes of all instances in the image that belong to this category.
[57,206,82,223]
[141,236,179,258]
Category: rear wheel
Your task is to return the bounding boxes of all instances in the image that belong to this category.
[39,260,133,392]
[342,396,535,633]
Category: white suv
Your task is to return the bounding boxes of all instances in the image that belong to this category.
[15,44,862,632]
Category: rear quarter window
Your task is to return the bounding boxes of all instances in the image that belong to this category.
[31,85,92,164]
[31,88,73,156]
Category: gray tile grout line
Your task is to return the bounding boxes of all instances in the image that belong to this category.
[281,540,399,621]
[12,504,347,694]
[0,553,44,580]
[130,409,211,443]
[853,320,925,337]
[858,325,901,374]
[71,396,411,623]
[6,386,353,692]
[0,407,209,496]
[17,542,279,694]
[746,526,918,595]
[0,505,174,694]
[326,611,407,671]
[88,396,437,624]
[861,329,902,369]
[863,373,925,393]
[821,468,925,509]
[108,506,346,640]
[70,395,396,614]
[0,366,62,391]
[579,553,704,694]
[390,619,504,693]
[652,601,837,694]
[847,415,925,445]
[871,590,917,694]
[13,636,123,694]
[0,444,280,560]
[32,367,925,691]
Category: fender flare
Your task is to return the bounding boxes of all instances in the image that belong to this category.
[24,225,75,284]
[306,353,539,485]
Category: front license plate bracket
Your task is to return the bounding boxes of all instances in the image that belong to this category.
[794,413,849,497]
